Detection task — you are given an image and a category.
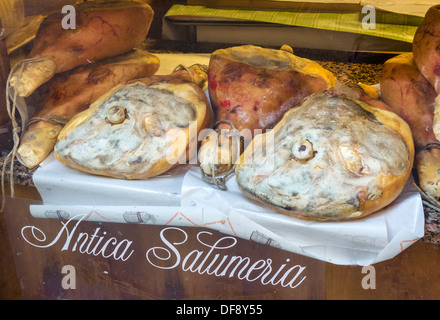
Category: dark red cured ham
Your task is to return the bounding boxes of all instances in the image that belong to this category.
[207,45,335,134]
[9,1,154,97]
[412,5,440,143]
[199,45,336,184]
[413,5,440,94]
[380,52,440,200]
[381,52,437,150]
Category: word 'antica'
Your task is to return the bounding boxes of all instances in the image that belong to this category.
[21,214,134,261]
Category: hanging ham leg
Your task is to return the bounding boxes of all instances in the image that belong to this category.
[413,5,440,141]
[381,53,437,149]
[9,1,154,97]
[380,52,440,199]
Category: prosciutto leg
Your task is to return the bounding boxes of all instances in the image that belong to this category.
[412,5,440,141]
[17,50,159,168]
[54,65,211,179]
[380,52,440,199]
[235,90,414,221]
[9,1,154,97]
[199,44,336,184]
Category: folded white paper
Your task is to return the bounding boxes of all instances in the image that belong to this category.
[180,167,425,266]
[33,152,188,206]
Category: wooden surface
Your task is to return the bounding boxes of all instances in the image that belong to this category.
[0,209,21,299]
[325,241,440,299]
[0,185,41,300]
[1,184,440,300]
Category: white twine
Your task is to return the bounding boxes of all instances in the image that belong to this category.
[1,57,48,212]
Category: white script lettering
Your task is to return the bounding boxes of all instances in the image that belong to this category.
[21,214,134,261]
[145,227,307,288]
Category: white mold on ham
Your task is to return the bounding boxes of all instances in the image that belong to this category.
[235,91,414,221]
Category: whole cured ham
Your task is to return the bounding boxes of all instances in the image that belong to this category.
[54,65,210,179]
[412,5,440,141]
[235,91,414,221]
[380,53,437,149]
[380,52,440,200]
[208,45,335,133]
[17,50,160,169]
[413,5,440,94]
[9,1,154,97]
[199,44,336,183]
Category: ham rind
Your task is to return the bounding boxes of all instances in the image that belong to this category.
[413,5,440,94]
[381,52,440,200]
[236,91,414,221]
[54,65,210,179]
[412,5,440,141]
[16,50,160,169]
[208,45,335,134]
[9,1,154,97]
[380,52,437,150]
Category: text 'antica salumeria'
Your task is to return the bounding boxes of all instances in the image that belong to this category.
[21,214,307,289]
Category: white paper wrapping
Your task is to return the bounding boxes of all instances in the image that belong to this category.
[181,167,425,266]
[33,153,187,206]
